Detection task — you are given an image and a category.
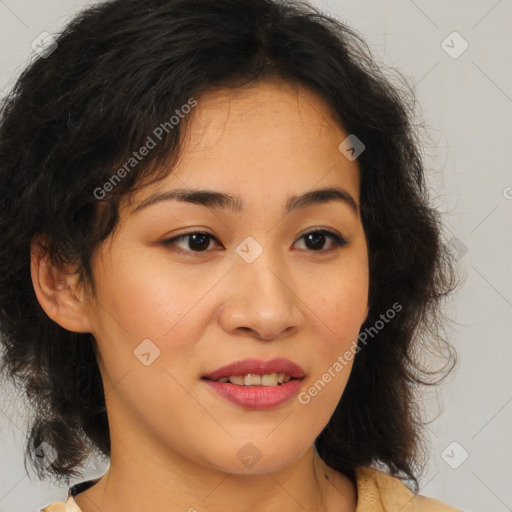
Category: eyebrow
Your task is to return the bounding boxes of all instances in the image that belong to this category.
[132,186,359,216]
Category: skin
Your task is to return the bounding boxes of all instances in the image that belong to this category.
[31,79,369,512]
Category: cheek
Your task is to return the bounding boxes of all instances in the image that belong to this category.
[91,249,211,339]
[307,255,369,337]
[299,256,368,390]
[89,250,232,385]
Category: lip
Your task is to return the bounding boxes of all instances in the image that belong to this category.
[201,358,305,410]
[203,378,303,410]
[202,357,305,380]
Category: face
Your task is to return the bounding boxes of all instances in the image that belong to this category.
[82,79,369,475]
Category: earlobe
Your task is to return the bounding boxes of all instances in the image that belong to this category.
[30,239,93,333]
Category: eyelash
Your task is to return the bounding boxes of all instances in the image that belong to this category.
[161,229,348,255]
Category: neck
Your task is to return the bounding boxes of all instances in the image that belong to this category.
[73,445,356,512]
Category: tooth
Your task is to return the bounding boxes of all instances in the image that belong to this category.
[261,373,279,386]
[224,374,293,386]
[244,374,262,386]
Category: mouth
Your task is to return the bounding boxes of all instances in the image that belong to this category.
[201,358,305,410]
[201,357,305,387]
[203,373,297,387]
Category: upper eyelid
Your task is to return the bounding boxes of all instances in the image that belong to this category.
[167,227,341,240]
[164,228,347,249]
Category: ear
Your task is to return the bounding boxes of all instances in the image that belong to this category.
[30,238,93,333]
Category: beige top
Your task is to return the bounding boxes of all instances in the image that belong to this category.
[40,466,463,512]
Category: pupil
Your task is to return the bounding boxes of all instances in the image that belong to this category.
[190,233,209,251]
[306,232,325,250]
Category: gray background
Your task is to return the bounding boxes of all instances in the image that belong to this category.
[0,1,510,511]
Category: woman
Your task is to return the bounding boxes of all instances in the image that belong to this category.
[0,0,461,510]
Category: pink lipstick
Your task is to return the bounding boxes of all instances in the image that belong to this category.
[202,357,305,410]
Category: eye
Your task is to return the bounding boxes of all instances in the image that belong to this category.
[161,230,221,253]
[293,229,348,252]
[161,228,348,255]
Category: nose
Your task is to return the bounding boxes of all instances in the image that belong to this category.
[217,251,304,341]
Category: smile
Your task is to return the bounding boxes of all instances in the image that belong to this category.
[208,373,294,386]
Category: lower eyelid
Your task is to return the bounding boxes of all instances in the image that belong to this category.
[163,232,219,250]
[162,229,348,252]
[295,231,348,250]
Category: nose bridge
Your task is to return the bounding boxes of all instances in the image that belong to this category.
[219,235,302,339]
[238,240,293,312]
[244,252,289,306]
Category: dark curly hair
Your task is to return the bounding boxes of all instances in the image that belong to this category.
[0,0,458,494]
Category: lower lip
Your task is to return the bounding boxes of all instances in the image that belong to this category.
[202,378,303,410]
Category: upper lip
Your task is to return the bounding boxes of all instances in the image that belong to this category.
[202,358,305,380]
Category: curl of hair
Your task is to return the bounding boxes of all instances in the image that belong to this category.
[0,0,459,492]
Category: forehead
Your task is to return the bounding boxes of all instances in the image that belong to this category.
[125,79,360,214]
[183,79,345,151]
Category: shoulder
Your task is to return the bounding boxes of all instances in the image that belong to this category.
[354,466,463,512]
[40,496,82,512]
[40,477,99,511]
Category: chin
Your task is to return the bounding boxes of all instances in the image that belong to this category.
[199,439,311,475]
